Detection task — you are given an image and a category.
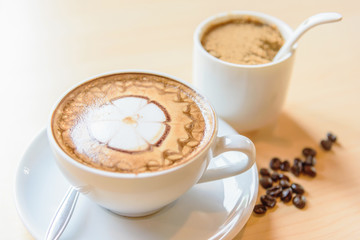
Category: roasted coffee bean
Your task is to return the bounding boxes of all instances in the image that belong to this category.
[294,157,302,165]
[291,183,305,194]
[271,172,280,182]
[327,132,337,143]
[253,204,267,214]
[291,161,302,177]
[291,165,300,177]
[321,139,332,151]
[293,194,306,209]
[304,156,316,166]
[266,185,283,197]
[260,195,277,208]
[278,173,290,182]
[280,160,291,171]
[259,168,271,177]
[302,147,317,157]
[279,179,290,188]
[260,176,273,189]
[280,188,293,203]
[303,165,317,177]
[270,157,282,170]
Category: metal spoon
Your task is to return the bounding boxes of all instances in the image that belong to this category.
[45,187,79,240]
[273,12,343,61]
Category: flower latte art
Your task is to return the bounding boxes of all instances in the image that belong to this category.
[85,96,170,152]
[52,73,215,173]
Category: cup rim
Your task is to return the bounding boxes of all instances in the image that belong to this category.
[47,69,218,179]
[194,10,295,68]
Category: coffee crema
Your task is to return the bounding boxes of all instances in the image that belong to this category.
[51,73,215,173]
[201,16,284,65]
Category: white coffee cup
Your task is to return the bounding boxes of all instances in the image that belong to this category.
[193,11,296,132]
[47,70,256,217]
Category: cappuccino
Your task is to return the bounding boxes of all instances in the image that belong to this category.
[51,73,215,174]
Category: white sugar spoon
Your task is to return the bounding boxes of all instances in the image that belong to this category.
[273,12,342,61]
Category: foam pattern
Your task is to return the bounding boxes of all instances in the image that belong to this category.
[51,73,214,173]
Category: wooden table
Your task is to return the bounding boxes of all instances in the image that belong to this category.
[1,0,359,239]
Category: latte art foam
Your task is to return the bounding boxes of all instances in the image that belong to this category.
[74,96,170,153]
[51,73,215,173]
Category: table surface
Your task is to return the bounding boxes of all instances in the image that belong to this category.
[1,0,359,239]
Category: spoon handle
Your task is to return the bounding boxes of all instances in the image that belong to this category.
[44,187,79,240]
[274,12,343,61]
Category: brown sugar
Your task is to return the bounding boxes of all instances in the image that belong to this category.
[201,16,284,65]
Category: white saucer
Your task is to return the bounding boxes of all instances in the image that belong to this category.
[15,119,258,240]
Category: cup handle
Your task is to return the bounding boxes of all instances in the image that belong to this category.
[197,135,256,183]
